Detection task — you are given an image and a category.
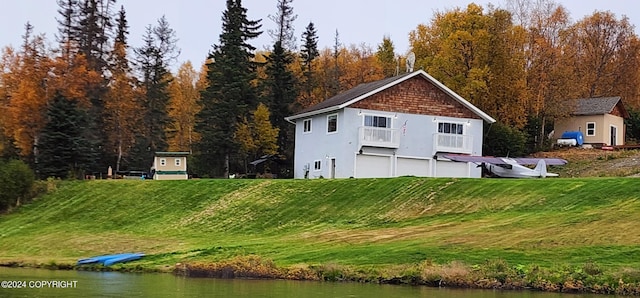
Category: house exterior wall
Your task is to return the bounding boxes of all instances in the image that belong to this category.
[155,174,188,180]
[153,156,188,180]
[293,109,352,179]
[294,78,484,179]
[555,114,625,146]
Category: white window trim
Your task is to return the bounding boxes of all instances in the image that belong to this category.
[362,113,393,128]
[160,158,166,166]
[175,158,181,166]
[610,124,618,144]
[437,121,467,135]
[586,122,596,136]
[303,119,312,134]
[327,114,338,134]
[313,160,322,171]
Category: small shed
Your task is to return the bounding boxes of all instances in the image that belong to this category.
[554,97,629,146]
[152,152,189,180]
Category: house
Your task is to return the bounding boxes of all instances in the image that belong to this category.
[284,70,496,179]
[554,97,629,146]
[151,152,190,180]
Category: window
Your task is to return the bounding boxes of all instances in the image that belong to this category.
[314,160,322,171]
[364,115,391,128]
[175,158,181,167]
[438,122,464,135]
[327,114,337,133]
[303,119,312,133]
[160,158,166,166]
[437,121,466,149]
[586,122,596,136]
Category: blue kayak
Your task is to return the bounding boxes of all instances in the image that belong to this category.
[102,253,145,266]
[77,253,144,266]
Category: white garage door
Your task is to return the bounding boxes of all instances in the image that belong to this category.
[435,160,469,178]
[397,158,430,177]
[355,155,391,178]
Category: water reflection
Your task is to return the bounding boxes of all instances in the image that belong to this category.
[0,267,610,298]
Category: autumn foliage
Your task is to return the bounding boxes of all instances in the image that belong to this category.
[1,0,639,178]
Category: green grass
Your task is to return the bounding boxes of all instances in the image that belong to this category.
[1,177,639,278]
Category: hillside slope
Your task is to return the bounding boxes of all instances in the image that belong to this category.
[1,177,639,273]
[536,148,640,177]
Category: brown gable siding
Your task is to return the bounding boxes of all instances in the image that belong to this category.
[611,102,626,118]
[349,76,481,119]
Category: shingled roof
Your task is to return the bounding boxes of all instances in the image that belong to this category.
[295,72,414,115]
[572,97,629,117]
[285,70,495,123]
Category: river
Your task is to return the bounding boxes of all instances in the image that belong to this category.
[0,267,611,297]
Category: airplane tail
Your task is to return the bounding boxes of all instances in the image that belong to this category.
[534,159,547,178]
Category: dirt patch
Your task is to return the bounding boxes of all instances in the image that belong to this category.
[532,148,640,177]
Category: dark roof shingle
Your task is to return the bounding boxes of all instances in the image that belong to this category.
[285,70,496,123]
[572,97,622,115]
[294,72,414,116]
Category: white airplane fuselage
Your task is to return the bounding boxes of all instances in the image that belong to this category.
[484,158,559,178]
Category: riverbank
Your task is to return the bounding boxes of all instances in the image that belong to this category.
[1,178,639,294]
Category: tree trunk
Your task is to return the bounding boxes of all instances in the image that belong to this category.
[116,139,122,173]
[224,153,230,178]
[539,115,547,149]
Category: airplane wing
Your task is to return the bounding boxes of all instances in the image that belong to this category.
[512,158,567,166]
[443,154,567,166]
[443,155,508,164]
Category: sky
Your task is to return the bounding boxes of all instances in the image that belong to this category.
[1,0,639,71]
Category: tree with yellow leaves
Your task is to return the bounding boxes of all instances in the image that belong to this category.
[409,4,528,128]
[3,23,51,160]
[409,4,492,109]
[567,11,640,103]
[166,61,203,152]
[235,103,279,173]
[100,7,143,173]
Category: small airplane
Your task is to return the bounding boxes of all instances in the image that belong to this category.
[443,154,568,178]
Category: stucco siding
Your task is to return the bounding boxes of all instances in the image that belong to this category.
[154,156,187,172]
[154,174,188,180]
[555,114,624,145]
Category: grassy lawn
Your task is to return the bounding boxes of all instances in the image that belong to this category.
[1,177,639,292]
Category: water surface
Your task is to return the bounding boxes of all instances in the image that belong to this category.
[0,267,612,297]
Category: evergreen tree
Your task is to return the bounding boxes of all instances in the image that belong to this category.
[133,16,179,169]
[264,42,296,169]
[56,0,78,59]
[37,93,95,179]
[329,29,342,97]
[299,21,319,108]
[74,0,115,73]
[195,0,262,178]
[268,0,297,51]
[58,0,117,174]
[104,5,142,173]
[263,0,297,177]
[113,5,128,45]
[376,35,396,77]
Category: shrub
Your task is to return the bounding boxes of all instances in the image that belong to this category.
[483,122,527,157]
[0,159,35,212]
